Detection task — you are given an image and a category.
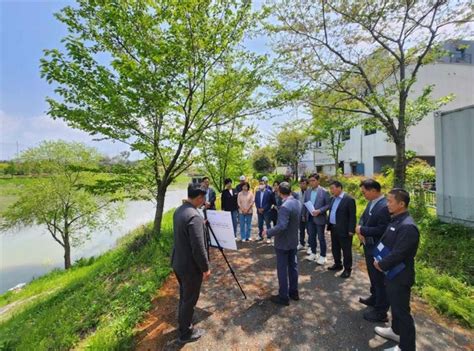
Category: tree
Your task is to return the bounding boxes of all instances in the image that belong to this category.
[268,0,469,186]
[40,0,269,237]
[252,146,276,175]
[274,123,309,181]
[310,98,360,176]
[1,141,123,269]
[198,119,256,192]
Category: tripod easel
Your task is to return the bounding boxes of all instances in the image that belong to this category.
[203,208,247,299]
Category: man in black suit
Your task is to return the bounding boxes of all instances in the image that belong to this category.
[201,176,216,210]
[373,189,420,351]
[356,179,391,323]
[221,178,239,237]
[171,183,211,344]
[326,180,356,278]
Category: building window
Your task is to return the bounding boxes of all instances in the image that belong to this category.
[341,129,350,141]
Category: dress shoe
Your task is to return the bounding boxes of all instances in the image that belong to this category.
[327,264,343,271]
[289,292,300,301]
[270,294,289,306]
[340,270,351,278]
[178,328,205,344]
[375,326,400,343]
[363,310,388,323]
[359,296,376,307]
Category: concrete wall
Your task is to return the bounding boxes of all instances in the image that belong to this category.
[435,106,474,227]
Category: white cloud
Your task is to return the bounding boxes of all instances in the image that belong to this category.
[0,111,137,160]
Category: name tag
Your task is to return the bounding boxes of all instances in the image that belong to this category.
[390,227,396,231]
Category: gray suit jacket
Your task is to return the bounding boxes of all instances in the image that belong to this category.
[301,186,331,225]
[171,202,209,276]
[267,195,302,250]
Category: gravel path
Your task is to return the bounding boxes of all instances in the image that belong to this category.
[135,225,473,351]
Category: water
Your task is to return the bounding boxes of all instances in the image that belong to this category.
[0,189,186,294]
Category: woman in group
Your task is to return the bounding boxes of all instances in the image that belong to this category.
[270,181,283,226]
[237,182,254,242]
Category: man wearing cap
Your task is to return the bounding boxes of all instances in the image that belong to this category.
[171,183,211,344]
[263,182,302,306]
[236,175,246,193]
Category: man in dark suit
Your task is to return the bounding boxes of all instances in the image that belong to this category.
[373,189,420,351]
[356,179,391,322]
[255,178,273,241]
[263,182,302,306]
[171,183,211,344]
[201,176,216,210]
[326,180,356,278]
[302,173,331,265]
[221,178,239,237]
[297,177,309,250]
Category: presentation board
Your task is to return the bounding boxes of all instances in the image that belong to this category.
[202,210,238,250]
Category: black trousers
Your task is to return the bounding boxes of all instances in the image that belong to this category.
[386,281,416,351]
[174,271,203,339]
[364,245,389,312]
[299,220,307,246]
[330,230,353,270]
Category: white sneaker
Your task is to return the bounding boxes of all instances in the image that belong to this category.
[316,256,326,265]
[235,237,241,242]
[297,244,304,250]
[248,237,253,241]
[306,247,312,255]
[266,239,271,244]
[375,326,400,343]
[384,346,401,351]
[305,253,317,261]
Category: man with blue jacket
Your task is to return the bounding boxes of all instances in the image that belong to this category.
[263,182,302,306]
[255,178,273,241]
[356,179,391,322]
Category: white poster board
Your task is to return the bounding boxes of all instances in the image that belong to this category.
[205,210,238,251]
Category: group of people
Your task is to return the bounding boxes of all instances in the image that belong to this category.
[171,175,420,351]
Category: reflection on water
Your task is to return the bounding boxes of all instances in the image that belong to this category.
[0,190,186,293]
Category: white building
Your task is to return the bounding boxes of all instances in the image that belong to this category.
[301,41,474,176]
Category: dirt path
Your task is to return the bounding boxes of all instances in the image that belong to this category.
[135,227,473,351]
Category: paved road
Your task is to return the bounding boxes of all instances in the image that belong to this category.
[135,229,473,351]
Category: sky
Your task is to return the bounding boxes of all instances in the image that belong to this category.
[0,0,285,160]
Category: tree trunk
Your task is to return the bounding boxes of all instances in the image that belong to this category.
[64,238,71,270]
[153,187,167,238]
[394,139,407,188]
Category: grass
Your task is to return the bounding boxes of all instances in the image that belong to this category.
[0,210,175,350]
[414,216,474,328]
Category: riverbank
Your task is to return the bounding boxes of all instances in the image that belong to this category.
[0,211,175,350]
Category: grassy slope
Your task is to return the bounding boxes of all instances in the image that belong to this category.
[0,211,175,350]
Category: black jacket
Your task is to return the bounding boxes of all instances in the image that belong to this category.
[378,212,420,286]
[221,188,238,211]
[327,193,356,236]
[171,202,209,276]
[359,197,391,247]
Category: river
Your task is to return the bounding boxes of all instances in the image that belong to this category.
[0,189,186,294]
